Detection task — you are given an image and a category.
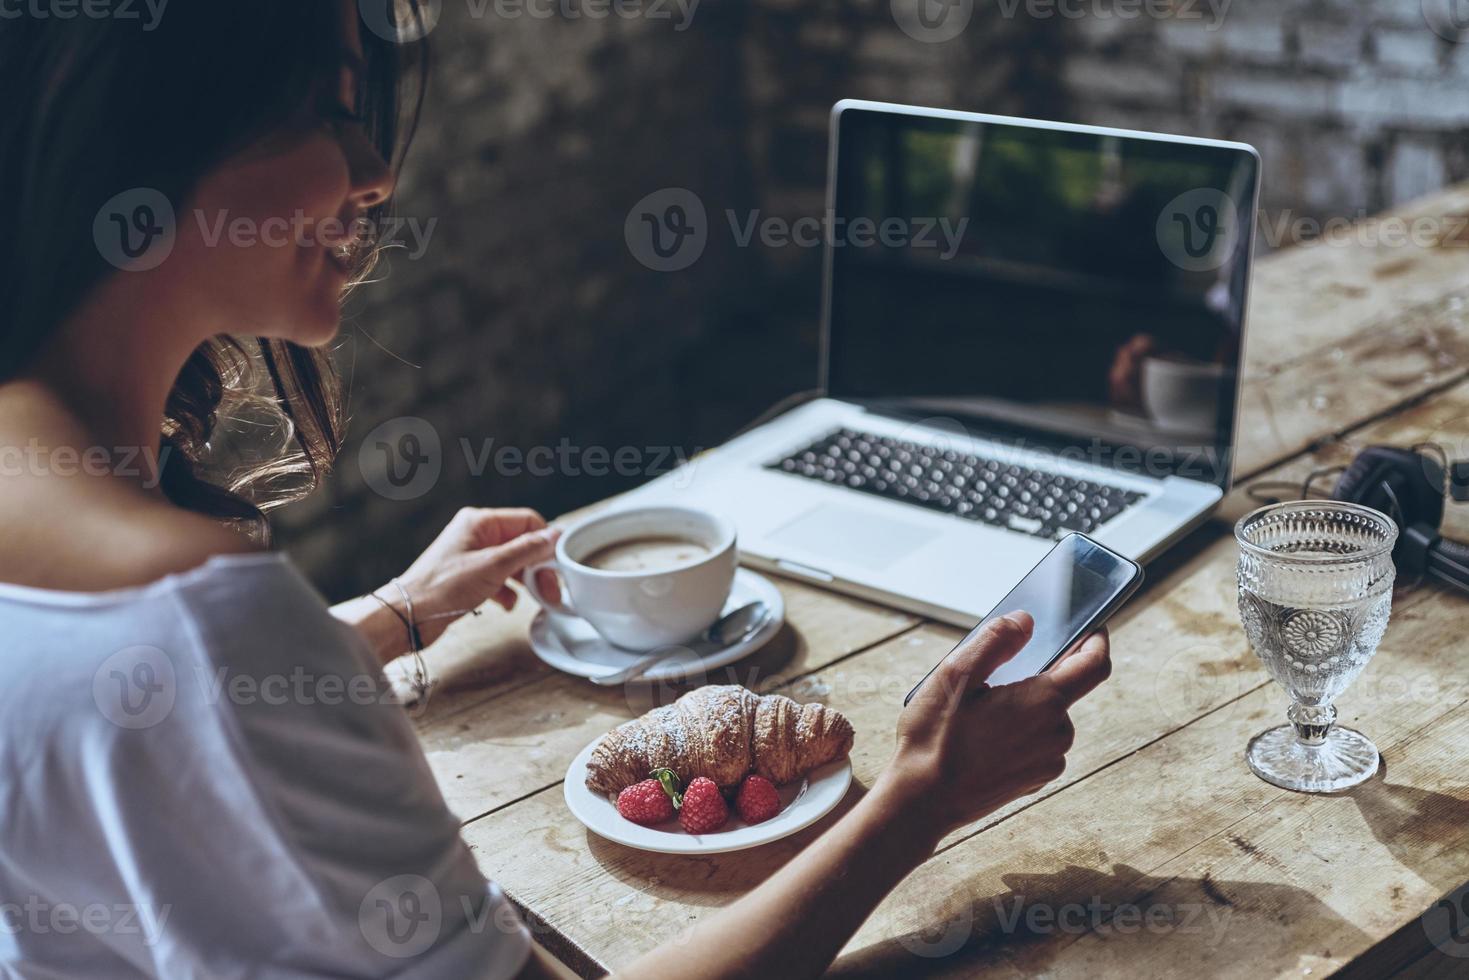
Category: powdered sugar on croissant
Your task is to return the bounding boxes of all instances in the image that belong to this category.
[584,685,853,795]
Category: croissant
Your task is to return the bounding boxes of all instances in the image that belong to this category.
[585,685,854,795]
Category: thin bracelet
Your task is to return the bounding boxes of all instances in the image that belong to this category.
[368,582,429,704]
[389,577,424,653]
[391,577,430,704]
[367,590,410,634]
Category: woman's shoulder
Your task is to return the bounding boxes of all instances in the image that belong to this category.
[113,498,264,583]
[0,478,263,593]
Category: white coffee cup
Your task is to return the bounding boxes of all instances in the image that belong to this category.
[524,505,738,650]
[1140,355,1225,435]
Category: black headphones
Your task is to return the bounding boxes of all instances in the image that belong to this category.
[1330,445,1469,593]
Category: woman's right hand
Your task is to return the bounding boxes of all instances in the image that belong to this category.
[881,611,1112,843]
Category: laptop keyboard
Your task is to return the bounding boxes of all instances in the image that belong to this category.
[766,428,1147,540]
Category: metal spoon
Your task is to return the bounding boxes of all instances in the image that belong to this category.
[588,601,771,686]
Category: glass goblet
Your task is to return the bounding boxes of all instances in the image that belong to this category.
[1234,500,1397,793]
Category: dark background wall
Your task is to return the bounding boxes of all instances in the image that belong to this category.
[277,0,1469,600]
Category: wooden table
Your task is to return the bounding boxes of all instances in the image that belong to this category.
[409,185,1469,978]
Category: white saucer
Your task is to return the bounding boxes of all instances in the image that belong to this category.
[563,735,853,854]
[528,568,784,683]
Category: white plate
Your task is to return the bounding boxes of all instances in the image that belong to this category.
[528,568,784,683]
[563,735,853,855]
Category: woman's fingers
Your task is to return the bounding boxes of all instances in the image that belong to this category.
[461,507,550,549]
[530,567,561,607]
[1045,628,1111,706]
[924,611,1035,708]
[491,585,518,612]
[474,527,558,585]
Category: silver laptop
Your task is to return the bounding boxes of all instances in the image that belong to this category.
[623,100,1261,627]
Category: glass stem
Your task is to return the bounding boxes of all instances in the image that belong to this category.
[1289,703,1336,746]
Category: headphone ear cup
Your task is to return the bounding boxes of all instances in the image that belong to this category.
[1332,452,1386,505]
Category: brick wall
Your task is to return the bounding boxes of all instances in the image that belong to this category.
[1060,0,1469,221]
[276,0,1469,599]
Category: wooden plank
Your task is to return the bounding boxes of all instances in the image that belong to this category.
[405,183,1469,740]
[1220,376,1469,536]
[1234,185,1469,477]
[834,679,1469,979]
[458,575,1465,974]
[426,185,1469,974]
[457,363,1469,973]
[402,184,1469,723]
[420,573,918,822]
[449,531,1259,959]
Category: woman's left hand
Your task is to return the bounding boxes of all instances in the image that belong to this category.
[394,507,561,647]
[336,507,561,666]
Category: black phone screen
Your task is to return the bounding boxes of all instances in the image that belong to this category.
[906,534,1140,704]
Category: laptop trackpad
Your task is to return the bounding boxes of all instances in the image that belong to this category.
[769,506,938,569]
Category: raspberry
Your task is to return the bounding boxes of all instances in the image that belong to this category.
[615,778,674,826]
[735,774,782,824]
[677,777,729,834]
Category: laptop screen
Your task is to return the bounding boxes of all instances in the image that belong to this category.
[824,105,1258,487]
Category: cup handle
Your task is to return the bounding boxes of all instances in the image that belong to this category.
[524,561,576,618]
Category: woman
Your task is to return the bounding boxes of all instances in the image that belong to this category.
[0,4,1111,977]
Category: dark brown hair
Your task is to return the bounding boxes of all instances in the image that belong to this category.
[0,1,428,535]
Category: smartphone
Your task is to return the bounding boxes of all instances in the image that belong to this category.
[904,533,1143,706]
